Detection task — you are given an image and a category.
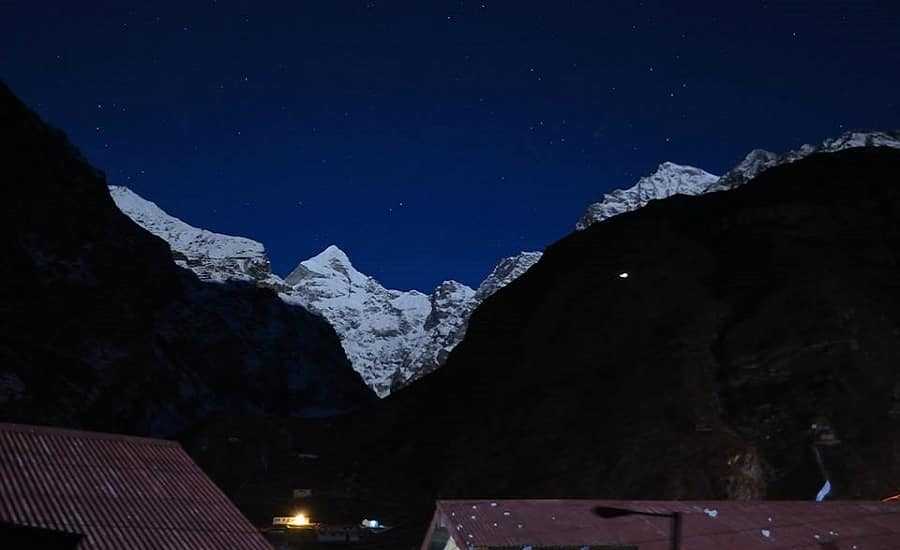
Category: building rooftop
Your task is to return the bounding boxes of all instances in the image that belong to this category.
[0,422,272,549]
[423,499,900,549]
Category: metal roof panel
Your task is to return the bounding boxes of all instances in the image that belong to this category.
[431,499,900,549]
[0,423,271,549]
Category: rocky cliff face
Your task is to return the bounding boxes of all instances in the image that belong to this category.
[473,251,544,304]
[392,251,544,391]
[395,280,476,391]
[0,82,373,436]
[578,130,900,227]
[282,247,542,396]
[281,246,435,397]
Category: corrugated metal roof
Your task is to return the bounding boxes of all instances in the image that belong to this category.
[0,423,272,549]
[428,499,900,549]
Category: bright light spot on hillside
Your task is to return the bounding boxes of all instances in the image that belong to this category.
[618,272,629,279]
[291,513,310,526]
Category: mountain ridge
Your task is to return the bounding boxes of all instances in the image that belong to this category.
[282,246,542,396]
[334,147,900,508]
[577,130,900,228]
[0,81,374,436]
[109,129,900,398]
[109,185,287,289]
[109,186,544,397]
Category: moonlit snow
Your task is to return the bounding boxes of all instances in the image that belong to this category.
[577,131,900,229]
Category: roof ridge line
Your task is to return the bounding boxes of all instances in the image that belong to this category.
[0,423,181,446]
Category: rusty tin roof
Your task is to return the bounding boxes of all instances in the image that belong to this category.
[426,499,900,549]
[0,423,272,549]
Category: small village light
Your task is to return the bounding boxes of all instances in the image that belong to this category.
[593,506,681,550]
[290,513,311,527]
[271,512,315,529]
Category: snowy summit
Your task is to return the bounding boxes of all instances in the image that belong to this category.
[109,186,543,397]
[575,162,719,230]
[577,130,900,229]
[282,246,542,397]
[108,186,279,285]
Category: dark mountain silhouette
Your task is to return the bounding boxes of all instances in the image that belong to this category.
[0,82,374,436]
[4,78,899,548]
[182,147,900,550]
[334,146,900,508]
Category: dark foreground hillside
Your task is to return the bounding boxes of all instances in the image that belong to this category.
[372,147,900,503]
[186,148,900,550]
[0,82,374,436]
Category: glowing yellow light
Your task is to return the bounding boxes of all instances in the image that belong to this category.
[290,513,310,527]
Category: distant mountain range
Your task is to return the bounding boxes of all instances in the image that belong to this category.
[7,73,900,528]
[281,247,543,396]
[108,188,541,396]
[577,131,900,229]
[109,130,900,397]
[188,144,900,533]
[326,146,900,508]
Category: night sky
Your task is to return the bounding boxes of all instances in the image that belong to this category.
[3,1,899,291]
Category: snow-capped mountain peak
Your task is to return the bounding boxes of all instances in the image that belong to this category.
[305,244,353,270]
[576,162,719,229]
[282,246,540,396]
[109,185,279,284]
[110,186,265,259]
[107,185,544,397]
[282,246,436,396]
[289,244,369,287]
[109,129,900,399]
[578,131,900,229]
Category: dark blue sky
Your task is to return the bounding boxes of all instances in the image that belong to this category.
[3,1,899,291]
